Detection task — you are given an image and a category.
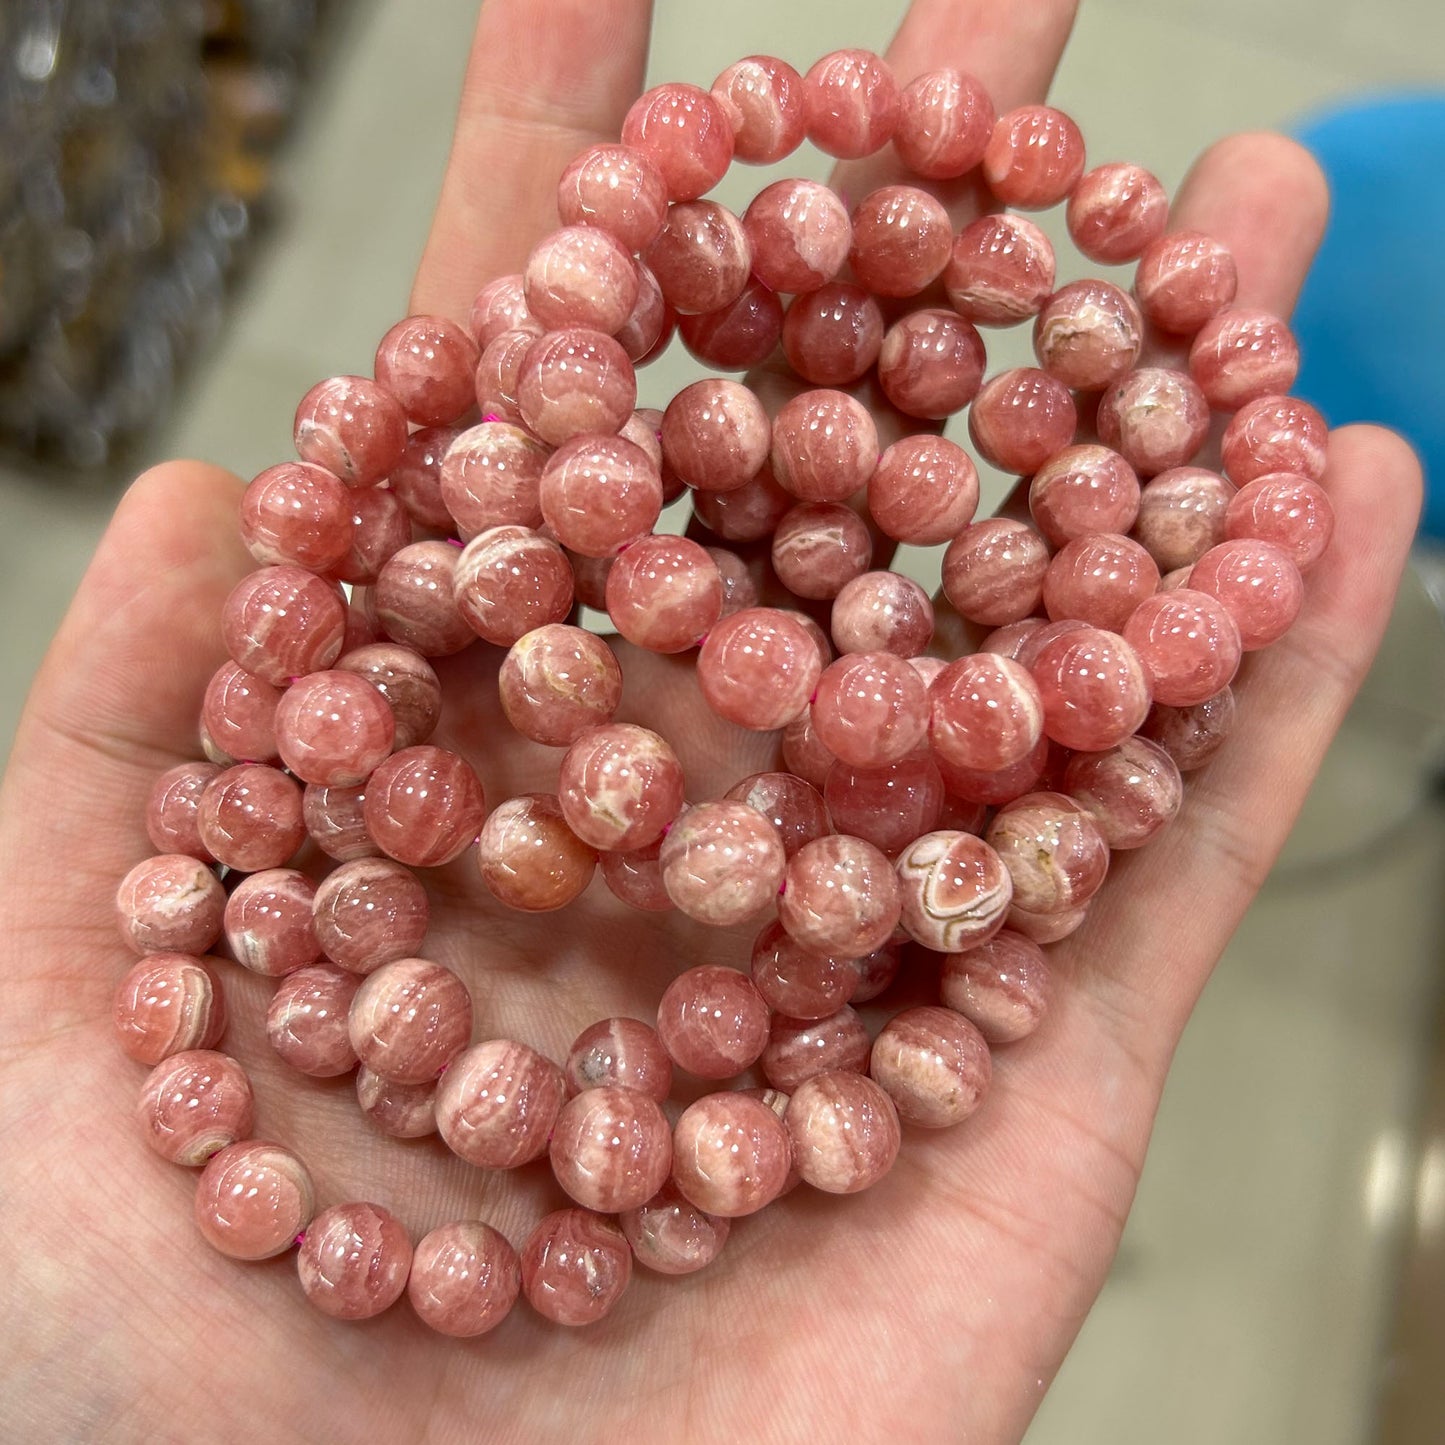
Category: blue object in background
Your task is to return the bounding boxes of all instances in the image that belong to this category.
[1292,92,1445,539]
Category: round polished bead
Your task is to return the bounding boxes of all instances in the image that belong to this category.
[521,1210,631,1327]
[1029,444,1140,547]
[1066,162,1168,264]
[440,421,547,538]
[1096,368,1210,478]
[678,281,785,369]
[770,388,878,504]
[1042,533,1161,632]
[781,282,884,386]
[375,541,475,657]
[895,66,994,178]
[1030,628,1152,751]
[1140,687,1236,771]
[272,670,395,788]
[848,185,952,298]
[334,644,440,753]
[894,830,1012,951]
[779,834,900,956]
[868,435,978,546]
[656,965,770,1079]
[621,83,734,201]
[499,625,623,746]
[643,200,751,316]
[1134,466,1236,572]
[750,919,856,1019]
[240,462,352,574]
[557,143,669,250]
[1188,308,1300,410]
[477,793,597,912]
[810,651,927,768]
[293,376,407,487]
[870,1006,991,1128]
[138,1049,253,1166]
[114,954,226,1064]
[1224,472,1334,571]
[468,274,541,352]
[803,49,899,158]
[1122,588,1242,706]
[851,940,903,1003]
[1065,735,1184,849]
[786,1071,899,1193]
[146,762,222,861]
[877,312,985,423]
[968,368,1078,475]
[266,963,359,1077]
[116,853,225,957]
[761,1006,870,1092]
[1033,280,1143,391]
[564,1018,673,1101]
[599,836,673,912]
[781,708,840,789]
[606,535,722,653]
[362,745,485,868]
[935,731,1048,808]
[697,607,823,729]
[929,653,1043,774]
[355,1066,438,1138]
[540,434,661,558]
[312,857,429,974]
[550,1086,673,1213]
[221,566,346,686]
[983,104,1085,208]
[1187,538,1305,649]
[942,519,1050,627]
[224,868,318,977]
[332,486,411,587]
[197,764,306,872]
[436,1039,566,1167]
[302,782,379,862]
[825,753,945,858]
[672,1092,793,1217]
[616,269,672,366]
[349,957,472,1085]
[374,315,479,428]
[742,178,851,294]
[474,329,534,426]
[1221,394,1329,485]
[661,378,770,493]
[712,54,806,163]
[408,1221,520,1338]
[724,772,831,859]
[941,929,1051,1043]
[558,723,684,850]
[1135,231,1238,335]
[771,502,873,600]
[660,801,786,926]
[831,572,933,658]
[453,525,574,645]
[944,213,1055,327]
[621,1180,730,1276]
[297,1202,411,1321]
[986,792,1109,915]
[1009,901,1088,944]
[516,328,635,446]
[524,225,639,335]
[194,1141,314,1261]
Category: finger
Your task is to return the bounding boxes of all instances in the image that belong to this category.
[410,0,654,322]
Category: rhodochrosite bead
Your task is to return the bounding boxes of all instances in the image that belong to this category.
[549,1086,674,1213]
[312,857,429,974]
[1134,231,1238,335]
[524,225,639,335]
[661,378,770,492]
[474,331,536,426]
[1096,368,1210,478]
[436,1040,566,1167]
[852,940,903,1003]
[240,462,352,573]
[1225,473,1335,570]
[678,281,785,369]
[657,965,770,1078]
[1033,280,1143,391]
[1030,627,1152,751]
[302,782,378,862]
[1141,687,1236,771]
[779,834,901,955]
[468,274,540,350]
[781,281,884,386]
[224,868,319,977]
[612,265,671,363]
[348,958,472,1085]
[408,1221,521,1337]
[334,644,440,752]
[221,566,346,686]
[375,540,475,657]
[1188,308,1300,410]
[565,1018,673,1101]
[454,526,576,644]
[362,746,485,868]
[849,186,952,297]
[620,1181,730,1276]
[724,772,831,858]
[1042,533,1160,632]
[1221,394,1329,484]
[831,572,933,657]
[273,670,395,787]
[770,388,879,503]
[942,519,1050,627]
[895,830,1012,951]
[297,1203,412,1320]
[743,179,851,294]
[659,801,786,925]
[293,376,407,487]
[643,201,752,315]
[621,83,734,201]
[146,762,222,860]
[599,837,672,911]
[895,66,994,178]
[692,465,791,541]
[374,315,479,427]
[750,919,857,1019]
[785,1071,900,1193]
[266,963,360,1077]
[803,49,900,158]
[870,1006,991,1128]
[1066,162,1168,264]
[968,368,1077,475]
[983,105,1085,208]
[672,1092,793,1216]
[539,434,662,558]
[113,954,227,1064]
[1028,444,1140,547]
[1122,588,1242,705]
[516,328,636,445]
[868,434,979,544]
[193,1141,314,1260]
[811,651,928,767]
[929,653,1043,772]
[116,854,225,956]
[698,608,823,729]
[355,1067,438,1137]
[1065,735,1184,849]
[558,723,685,850]
[781,708,840,788]
[876,310,987,421]
[761,1006,871,1091]
[557,144,669,251]
[940,929,1051,1043]
[944,213,1056,326]
[499,625,623,746]
[824,753,946,857]
[712,54,806,163]
[986,793,1109,915]
[477,793,597,912]
[521,1210,632,1326]
[1188,538,1305,649]
[1009,901,1088,945]
[1134,467,1236,572]
[333,487,411,587]
[440,421,548,537]
[138,1050,254,1165]
[771,502,873,600]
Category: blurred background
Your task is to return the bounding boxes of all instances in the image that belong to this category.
[2,2,1443,1439]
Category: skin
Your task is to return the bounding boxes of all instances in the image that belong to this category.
[0,2,1423,1441]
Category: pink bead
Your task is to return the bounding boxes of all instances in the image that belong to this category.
[1033,280,1143,391]
[1009,901,1087,944]
[661,378,770,492]
[266,963,359,1077]
[771,502,873,600]
[615,262,672,362]
[831,571,933,657]
[297,1202,411,1320]
[240,462,351,574]
[712,547,760,615]
[786,1071,900,1193]
[302,782,379,862]
[1030,627,1153,751]
[982,104,1085,208]
[870,1005,991,1129]
[894,830,1012,951]
[878,312,985,423]
[781,282,884,386]
[1135,231,1238,336]
[539,434,661,559]
[779,834,900,956]
[1121,588,1242,706]
[678,281,785,370]
[770,387,878,504]
[868,435,979,545]
[895,67,995,179]
[374,315,479,428]
[750,919,857,1019]
[848,186,952,298]
[436,1039,565,1167]
[557,144,669,251]
[621,407,665,470]
[621,1181,730,1275]
[1065,734,1184,849]
[362,745,485,868]
[521,1210,631,1326]
[221,565,346,686]
[498,624,623,745]
[474,330,533,426]
[1067,162,1169,265]
[944,213,1055,327]
[524,225,639,335]
[517,328,636,446]
[565,1017,673,1101]
[810,651,927,768]
[348,956,472,1084]
[743,179,851,294]
[558,723,684,850]
[1134,466,1236,571]
[986,791,1109,915]
[408,1221,520,1338]
[605,535,722,653]
[193,1141,314,1260]
[389,426,460,530]
[201,662,281,766]
[672,1092,793,1216]
[659,801,786,926]
[550,1086,673,1213]
[803,49,899,159]
[114,953,226,1064]
[824,753,945,858]
[851,940,903,1004]
[146,762,221,862]
[333,486,412,587]
[968,368,1078,475]
[656,964,770,1079]
[1221,394,1329,485]
[1225,472,1335,571]
[1042,532,1161,632]
[197,764,305,872]
[712,54,806,164]
[341,591,381,652]
[724,772,831,859]
[1188,308,1300,410]
[780,709,840,789]
[1096,368,1210,477]
[762,1006,870,1092]
[454,525,575,644]
[1140,686,1236,771]
[334,644,440,752]
[697,607,823,729]
[1187,538,1305,649]
[599,837,673,912]
[440,421,547,538]
[929,653,1043,773]
[375,541,475,657]
[781,606,835,674]
[468,274,542,350]
[1029,444,1140,547]
[935,732,1048,808]
[643,200,751,315]
[137,1049,253,1165]
[941,930,1050,1043]
[273,670,395,787]
[621,83,734,201]
[312,857,429,974]
[942,519,1050,626]
[293,376,407,487]
[223,868,318,977]
[477,792,597,912]
[355,1066,437,1137]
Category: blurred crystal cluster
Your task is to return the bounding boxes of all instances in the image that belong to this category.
[0,0,342,468]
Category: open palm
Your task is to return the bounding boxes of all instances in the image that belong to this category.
[0,1,1422,1441]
